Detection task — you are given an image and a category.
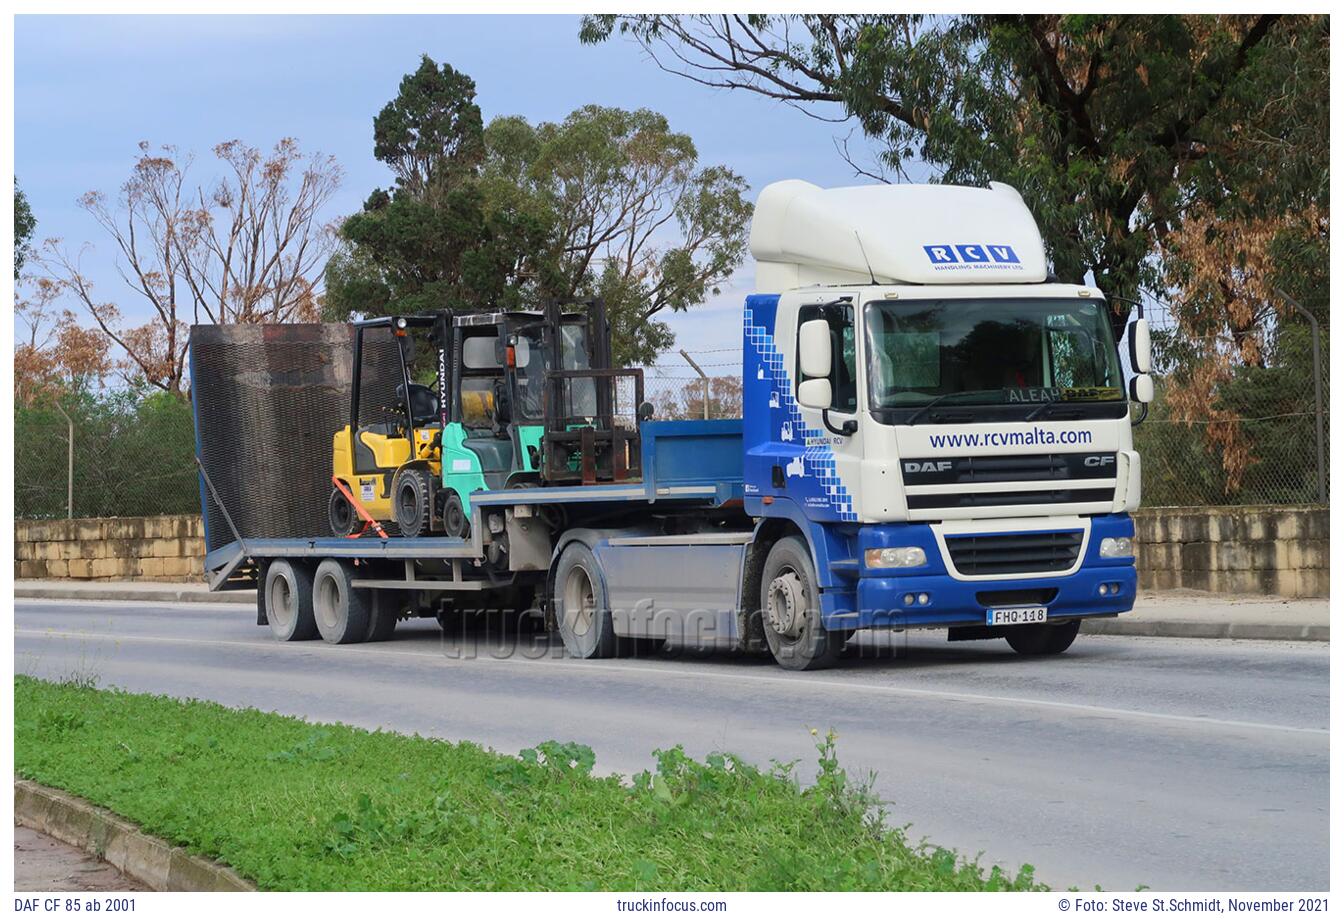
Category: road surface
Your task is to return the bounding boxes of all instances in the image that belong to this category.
[14,598,1329,891]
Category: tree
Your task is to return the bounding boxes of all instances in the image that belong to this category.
[14,276,111,407]
[483,106,752,366]
[324,56,550,322]
[40,139,342,393]
[580,14,1320,342]
[15,179,35,278]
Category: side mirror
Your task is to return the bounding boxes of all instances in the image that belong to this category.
[797,378,832,410]
[798,320,832,380]
[637,401,655,421]
[1129,373,1153,403]
[1128,318,1152,375]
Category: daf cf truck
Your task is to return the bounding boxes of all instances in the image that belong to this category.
[193,179,1150,670]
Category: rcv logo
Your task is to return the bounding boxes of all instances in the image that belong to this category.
[922,244,1020,265]
[904,460,953,474]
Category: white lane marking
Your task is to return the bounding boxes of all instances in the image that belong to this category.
[14,627,1328,738]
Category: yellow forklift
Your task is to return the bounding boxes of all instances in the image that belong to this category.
[329,314,448,538]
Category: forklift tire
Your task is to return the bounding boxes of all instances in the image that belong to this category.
[393,468,434,537]
[1004,618,1081,656]
[552,542,620,659]
[760,536,844,671]
[312,558,371,644]
[442,491,470,539]
[328,487,356,537]
[263,560,319,642]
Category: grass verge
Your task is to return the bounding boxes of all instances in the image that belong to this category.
[15,675,1041,891]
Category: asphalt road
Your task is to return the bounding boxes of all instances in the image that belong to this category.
[14,598,1329,891]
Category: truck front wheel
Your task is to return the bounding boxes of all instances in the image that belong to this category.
[760,536,844,671]
[1005,619,1081,656]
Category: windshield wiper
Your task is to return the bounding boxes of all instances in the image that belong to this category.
[904,388,1003,426]
[1025,396,1064,421]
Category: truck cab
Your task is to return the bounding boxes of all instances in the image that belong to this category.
[741,180,1150,661]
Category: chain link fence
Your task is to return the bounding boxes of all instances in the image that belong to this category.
[15,394,201,520]
[14,305,1328,521]
[1131,297,1329,507]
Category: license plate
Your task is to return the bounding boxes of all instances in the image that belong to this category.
[987,606,1048,626]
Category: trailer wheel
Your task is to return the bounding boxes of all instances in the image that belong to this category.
[1005,619,1081,656]
[312,559,371,644]
[760,536,844,671]
[263,560,318,641]
[552,543,619,659]
[366,589,400,642]
[393,467,434,537]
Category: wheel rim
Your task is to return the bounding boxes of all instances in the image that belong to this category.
[267,575,294,630]
[316,573,341,630]
[766,568,807,639]
[562,564,596,637]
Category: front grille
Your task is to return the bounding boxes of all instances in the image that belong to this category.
[908,488,1113,510]
[900,452,1118,486]
[945,531,1083,576]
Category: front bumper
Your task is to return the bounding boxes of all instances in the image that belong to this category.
[825,513,1138,630]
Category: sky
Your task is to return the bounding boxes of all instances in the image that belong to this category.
[14,14,904,366]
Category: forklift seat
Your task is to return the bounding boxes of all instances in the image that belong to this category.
[398,383,440,427]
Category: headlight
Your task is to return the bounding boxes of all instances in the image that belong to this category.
[864,546,927,569]
[1099,536,1134,558]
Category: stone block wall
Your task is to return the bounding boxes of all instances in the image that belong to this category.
[14,516,205,582]
[1133,505,1328,598]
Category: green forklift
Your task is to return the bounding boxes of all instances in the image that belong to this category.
[437,298,646,539]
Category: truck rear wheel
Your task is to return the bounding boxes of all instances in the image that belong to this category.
[1005,619,1081,656]
[313,558,371,644]
[761,536,844,671]
[552,543,619,659]
[263,560,318,641]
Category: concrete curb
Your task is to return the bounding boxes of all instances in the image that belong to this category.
[15,584,255,605]
[1082,619,1328,642]
[14,779,255,892]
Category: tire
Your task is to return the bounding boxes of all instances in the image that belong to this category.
[441,491,470,539]
[328,486,356,537]
[366,589,400,642]
[760,536,844,671]
[551,542,619,659]
[393,467,434,537]
[1005,618,1081,656]
[312,558,371,644]
[263,559,318,641]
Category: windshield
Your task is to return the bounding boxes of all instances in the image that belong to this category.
[864,298,1124,417]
